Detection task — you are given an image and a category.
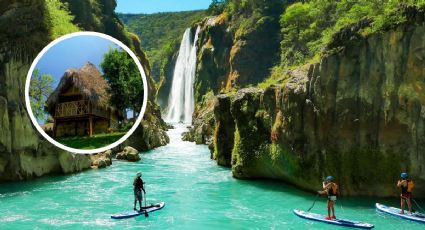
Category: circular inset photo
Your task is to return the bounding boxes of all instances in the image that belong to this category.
[25,32,148,154]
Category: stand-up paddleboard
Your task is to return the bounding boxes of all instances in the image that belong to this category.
[111,202,165,219]
[294,209,374,229]
[376,203,425,223]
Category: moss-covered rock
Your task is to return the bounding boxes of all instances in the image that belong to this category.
[213,94,234,167]
[182,91,216,144]
[193,4,283,100]
[126,101,170,151]
[194,15,233,102]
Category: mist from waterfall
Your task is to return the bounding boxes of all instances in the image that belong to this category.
[164,26,200,123]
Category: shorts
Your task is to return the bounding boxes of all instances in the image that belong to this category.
[134,189,143,201]
[401,193,411,200]
[328,196,337,201]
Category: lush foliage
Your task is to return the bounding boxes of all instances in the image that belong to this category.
[63,0,139,52]
[224,0,285,17]
[45,0,79,39]
[208,0,226,15]
[62,0,103,30]
[101,48,143,119]
[118,10,206,81]
[29,69,53,123]
[280,0,425,67]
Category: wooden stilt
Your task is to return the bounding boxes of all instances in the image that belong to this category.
[89,116,93,137]
[108,109,111,127]
[53,120,57,138]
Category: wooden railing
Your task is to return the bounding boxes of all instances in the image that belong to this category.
[55,100,89,118]
[55,100,108,119]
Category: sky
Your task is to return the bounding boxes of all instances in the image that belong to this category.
[116,0,213,14]
[35,35,119,88]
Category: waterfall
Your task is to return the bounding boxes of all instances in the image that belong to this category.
[164,26,200,123]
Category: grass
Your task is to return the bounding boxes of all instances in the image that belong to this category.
[57,132,126,149]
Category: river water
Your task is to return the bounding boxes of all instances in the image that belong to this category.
[0,125,423,229]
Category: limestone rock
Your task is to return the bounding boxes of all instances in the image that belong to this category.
[183,92,216,144]
[59,152,92,173]
[212,94,234,167]
[126,102,170,151]
[90,150,112,169]
[116,146,140,162]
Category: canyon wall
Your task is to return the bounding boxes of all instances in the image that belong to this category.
[212,21,425,197]
[0,0,168,181]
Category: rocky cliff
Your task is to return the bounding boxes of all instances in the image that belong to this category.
[183,7,282,141]
[0,0,168,181]
[194,7,282,101]
[211,15,425,197]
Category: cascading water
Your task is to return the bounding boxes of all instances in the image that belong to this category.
[164,27,200,123]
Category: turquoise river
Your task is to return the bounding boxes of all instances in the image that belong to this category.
[0,125,424,229]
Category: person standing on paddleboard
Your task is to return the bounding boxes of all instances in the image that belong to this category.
[397,172,414,214]
[318,176,338,220]
[133,172,146,211]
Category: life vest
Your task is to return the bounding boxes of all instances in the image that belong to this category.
[327,182,338,196]
[407,180,415,193]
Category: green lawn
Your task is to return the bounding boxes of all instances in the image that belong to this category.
[57,132,126,149]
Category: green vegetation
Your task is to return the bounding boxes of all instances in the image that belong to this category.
[57,132,126,149]
[279,0,425,67]
[63,0,143,59]
[45,0,79,39]
[29,69,53,123]
[207,0,226,15]
[242,0,425,88]
[62,0,104,31]
[224,0,284,18]
[101,48,143,119]
[118,10,206,81]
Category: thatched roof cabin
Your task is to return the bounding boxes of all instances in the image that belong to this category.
[46,62,110,115]
[46,62,121,137]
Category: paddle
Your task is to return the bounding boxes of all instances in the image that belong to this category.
[143,184,148,217]
[144,190,147,209]
[308,193,320,212]
[412,198,425,213]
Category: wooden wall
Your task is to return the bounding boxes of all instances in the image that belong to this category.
[55,117,112,137]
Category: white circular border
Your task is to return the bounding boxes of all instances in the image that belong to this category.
[25,31,148,154]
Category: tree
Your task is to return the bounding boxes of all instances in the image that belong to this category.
[101,48,143,120]
[208,0,226,15]
[280,2,314,66]
[29,69,53,123]
[45,0,79,39]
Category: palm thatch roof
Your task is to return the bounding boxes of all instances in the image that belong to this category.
[46,62,111,115]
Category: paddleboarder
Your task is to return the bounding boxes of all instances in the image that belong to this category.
[318,176,338,220]
[397,172,414,214]
[133,172,146,211]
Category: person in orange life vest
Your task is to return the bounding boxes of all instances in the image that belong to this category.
[397,172,413,214]
[318,176,338,220]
